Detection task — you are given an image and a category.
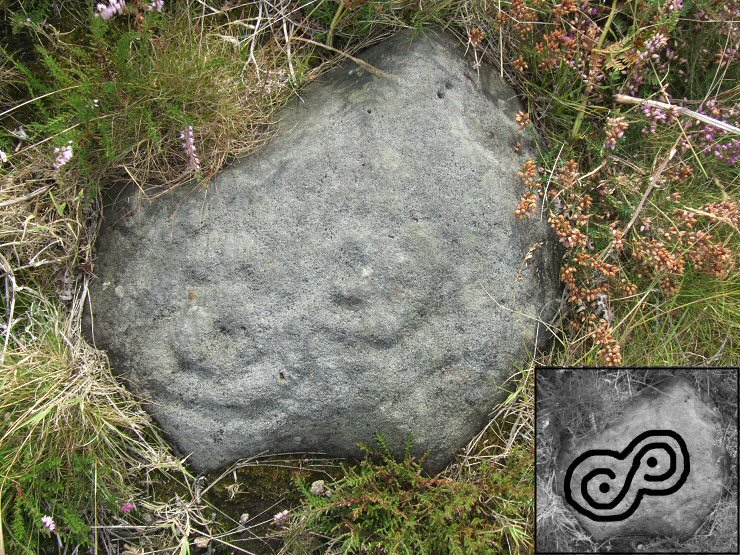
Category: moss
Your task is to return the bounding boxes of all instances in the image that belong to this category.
[280,436,533,554]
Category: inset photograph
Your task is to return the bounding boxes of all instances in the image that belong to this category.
[536,367,739,554]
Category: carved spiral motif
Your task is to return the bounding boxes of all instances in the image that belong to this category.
[564,430,690,522]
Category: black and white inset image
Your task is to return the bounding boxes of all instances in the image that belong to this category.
[535,368,739,554]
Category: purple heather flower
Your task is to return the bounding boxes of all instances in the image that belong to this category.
[273,509,290,526]
[181,126,200,171]
[121,502,135,513]
[95,0,126,20]
[683,101,740,164]
[148,0,164,11]
[42,515,57,533]
[53,141,73,170]
[643,33,668,62]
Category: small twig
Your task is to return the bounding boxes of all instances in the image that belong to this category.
[606,154,647,175]
[682,206,740,234]
[0,185,50,208]
[245,0,264,74]
[707,336,729,365]
[578,161,606,183]
[282,18,296,84]
[0,252,16,364]
[289,36,399,81]
[615,94,740,135]
[193,0,222,17]
[198,0,206,57]
[94,463,99,555]
[541,143,564,221]
[621,137,680,238]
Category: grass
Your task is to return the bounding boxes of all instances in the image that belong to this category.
[0,0,737,553]
[535,368,738,553]
[0,289,183,551]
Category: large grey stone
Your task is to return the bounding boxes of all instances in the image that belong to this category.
[87,29,559,472]
[557,378,729,540]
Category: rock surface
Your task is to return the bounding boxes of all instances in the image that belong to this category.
[87,29,559,472]
[557,378,728,540]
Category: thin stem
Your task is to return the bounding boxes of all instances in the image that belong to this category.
[0,85,84,120]
[621,137,680,238]
[327,2,346,48]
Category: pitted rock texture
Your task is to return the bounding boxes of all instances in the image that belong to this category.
[87,29,559,472]
[557,378,729,540]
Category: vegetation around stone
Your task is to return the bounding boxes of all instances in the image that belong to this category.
[0,0,737,553]
[282,437,533,554]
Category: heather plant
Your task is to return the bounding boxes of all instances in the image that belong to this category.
[281,389,534,555]
[3,1,297,190]
[495,0,739,365]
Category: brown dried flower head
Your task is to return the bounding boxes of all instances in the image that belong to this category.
[515,111,531,129]
[515,192,538,219]
[469,28,486,47]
